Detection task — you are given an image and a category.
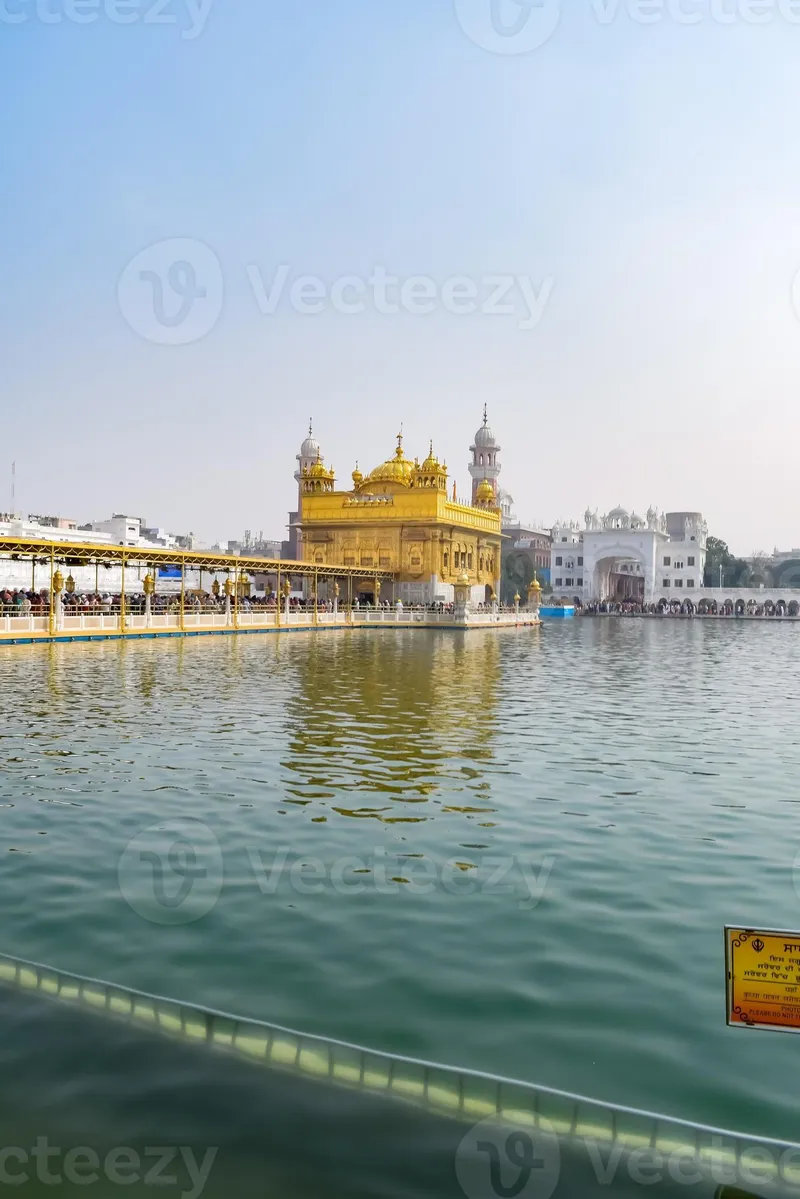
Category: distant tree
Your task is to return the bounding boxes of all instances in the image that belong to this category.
[704,536,750,588]
[748,550,773,586]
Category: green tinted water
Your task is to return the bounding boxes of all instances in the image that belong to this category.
[0,623,797,1188]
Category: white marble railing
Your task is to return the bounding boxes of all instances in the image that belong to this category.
[0,606,540,637]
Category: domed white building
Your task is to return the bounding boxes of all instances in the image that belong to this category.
[550,508,708,603]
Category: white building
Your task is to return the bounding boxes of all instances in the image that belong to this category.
[0,514,112,547]
[550,507,708,603]
[89,514,143,547]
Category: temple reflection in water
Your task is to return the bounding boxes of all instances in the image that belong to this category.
[281,631,503,817]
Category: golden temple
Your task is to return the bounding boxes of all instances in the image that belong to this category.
[297,428,503,606]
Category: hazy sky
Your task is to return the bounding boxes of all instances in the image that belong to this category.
[3,0,800,555]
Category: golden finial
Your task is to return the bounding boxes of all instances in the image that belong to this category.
[483,403,488,426]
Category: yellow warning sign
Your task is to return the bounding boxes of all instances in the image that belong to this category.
[726,926,800,1032]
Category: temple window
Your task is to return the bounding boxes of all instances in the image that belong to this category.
[443,552,449,568]
[468,553,473,569]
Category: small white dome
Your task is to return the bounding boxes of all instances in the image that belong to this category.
[608,505,629,519]
[473,405,498,449]
[299,420,320,459]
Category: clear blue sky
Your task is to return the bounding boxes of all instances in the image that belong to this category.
[3,0,800,554]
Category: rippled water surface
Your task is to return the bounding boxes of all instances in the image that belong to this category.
[0,621,798,1189]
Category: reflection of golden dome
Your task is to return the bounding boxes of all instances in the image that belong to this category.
[366,434,414,486]
[475,478,495,505]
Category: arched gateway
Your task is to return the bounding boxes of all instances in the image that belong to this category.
[554,508,708,605]
[591,551,648,603]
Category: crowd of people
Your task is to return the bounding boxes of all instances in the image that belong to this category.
[0,588,309,616]
[580,598,800,617]
[0,588,521,619]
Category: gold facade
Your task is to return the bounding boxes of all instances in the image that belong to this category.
[299,435,502,598]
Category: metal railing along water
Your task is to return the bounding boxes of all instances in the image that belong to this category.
[0,951,796,1194]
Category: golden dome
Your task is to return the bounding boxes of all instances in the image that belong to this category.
[366,433,414,486]
[307,451,334,479]
[420,441,441,473]
[352,462,363,486]
[475,478,495,505]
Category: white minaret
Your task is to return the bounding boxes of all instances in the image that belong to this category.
[469,405,501,503]
[295,419,322,509]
